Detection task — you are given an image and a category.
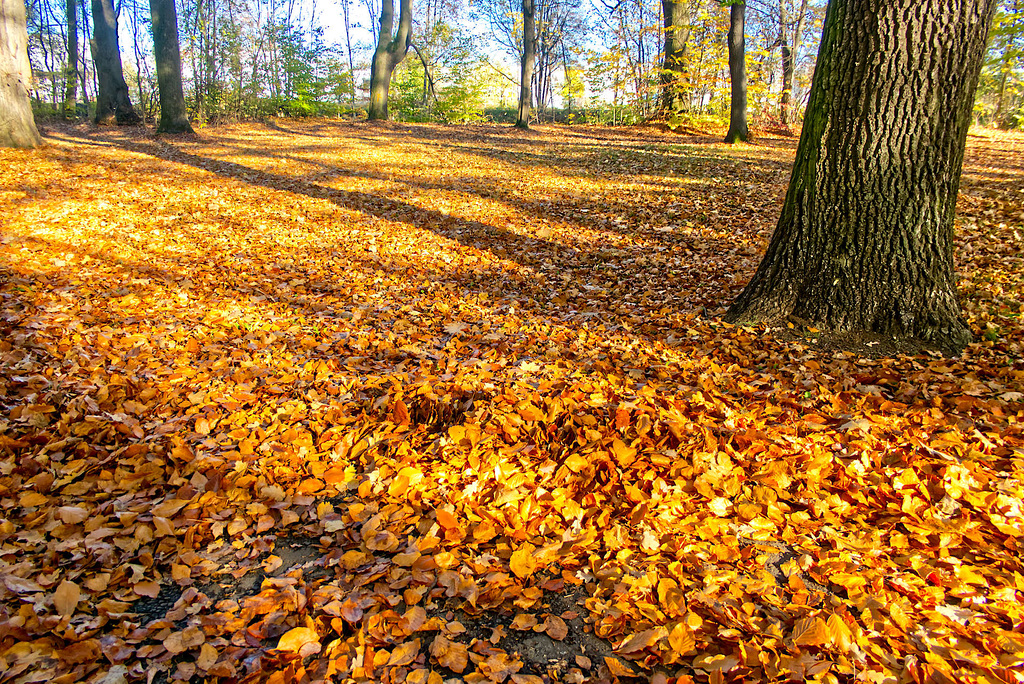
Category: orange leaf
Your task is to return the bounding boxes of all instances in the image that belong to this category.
[387,639,420,666]
[510,614,538,630]
[430,635,468,673]
[604,657,634,676]
[435,509,459,530]
[277,626,321,655]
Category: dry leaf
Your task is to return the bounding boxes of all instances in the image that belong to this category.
[53,579,80,617]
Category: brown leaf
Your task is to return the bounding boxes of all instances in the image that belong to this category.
[53,579,80,617]
[544,615,568,641]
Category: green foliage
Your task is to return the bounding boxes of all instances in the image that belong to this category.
[976,1,1024,128]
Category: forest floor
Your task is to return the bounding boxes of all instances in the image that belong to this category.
[0,120,1022,684]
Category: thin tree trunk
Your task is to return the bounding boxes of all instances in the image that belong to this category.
[726,0,998,354]
[91,0,141,124]
[367,0,412,120]
[724,1,748,143]
[64,0,79,118]
[79,0,91,111]
[661,0,690,116]
[151,0,194,133]
[342,0,355,107]
[1,0,41,147]
[516,0,536,128]
[780,0,809,125]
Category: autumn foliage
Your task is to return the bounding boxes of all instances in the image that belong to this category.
[0,121,1022,684]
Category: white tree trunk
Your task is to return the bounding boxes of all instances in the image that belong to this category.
[1,0,41,147]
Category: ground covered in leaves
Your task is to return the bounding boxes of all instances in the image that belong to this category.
[1,120,1022,684]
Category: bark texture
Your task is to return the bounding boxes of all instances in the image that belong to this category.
[367,0,412,121]
[0,0,40,147]
[661,0,690,116]
[516,0,536,129]
[64,0,78,118]
[724,2,748,143]
[91,0,140,124]
[150,0,193,133]
[726,0,998,354]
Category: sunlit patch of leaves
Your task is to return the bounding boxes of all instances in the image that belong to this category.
[0,121,1022,684]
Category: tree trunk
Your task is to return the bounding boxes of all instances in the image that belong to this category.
[151,0,193,133]
[780,0,809,125]
[342,0,356,107]
[726,0,998,354]
[64,0,79,118]
[661,0,690,117]
[367,0,412,120]
[0,0,41,147]
[724,1,748,143]
[91,0,141,124]
[516,0,535,129]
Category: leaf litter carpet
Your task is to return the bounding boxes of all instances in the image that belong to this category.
[0,121,1023,684]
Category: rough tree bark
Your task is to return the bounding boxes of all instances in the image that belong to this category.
[151,0,193,133]
[661,0,691,117]
[724,1,748,143]
[516,0,536,129]
[91,0,141,124]
[726,0,998,354]
[1,0,41,147]
[64,0,79,118]
[367,0,412,121]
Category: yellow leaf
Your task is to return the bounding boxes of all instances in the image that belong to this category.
[668,623,695,654]
[509,543,537,579]
[791,617,828,646]
[53,579,80,617]
[564,454,588,473]
[825,614,852,651]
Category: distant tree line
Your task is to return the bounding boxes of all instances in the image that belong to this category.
[5,0,1024,131]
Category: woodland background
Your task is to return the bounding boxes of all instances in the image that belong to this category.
[21,0,1024,128]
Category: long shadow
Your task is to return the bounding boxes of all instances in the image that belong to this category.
[194,127,788,253]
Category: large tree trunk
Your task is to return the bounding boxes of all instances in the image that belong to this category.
[367,0,412,121]
[64,0,79,118]
[661,0,690,117]
[516,0,536,129]
[0,0,41,147]
[151,0,193,133]
[724,1,748,143]
[726,0,998,354]
[91,0,141,124]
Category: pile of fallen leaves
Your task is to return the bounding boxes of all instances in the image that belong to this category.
[0,120,1022,684]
